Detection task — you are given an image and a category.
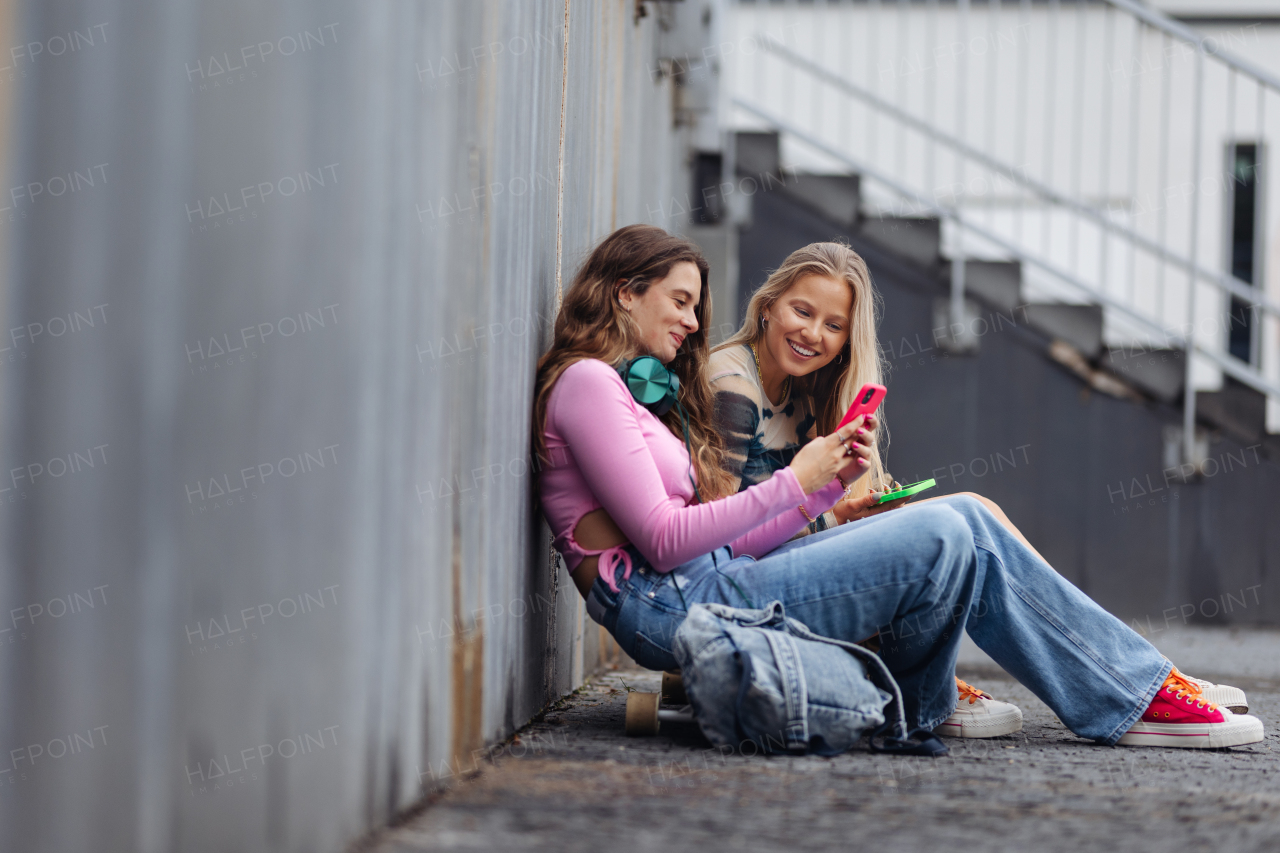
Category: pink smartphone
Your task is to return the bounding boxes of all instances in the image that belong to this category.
[836,383,887,431]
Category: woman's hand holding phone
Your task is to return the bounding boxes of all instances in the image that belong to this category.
[833,489,910,523]
[790,382,886,495]
[788,416,870,495]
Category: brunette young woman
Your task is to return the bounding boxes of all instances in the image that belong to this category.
[533,223,1262,750]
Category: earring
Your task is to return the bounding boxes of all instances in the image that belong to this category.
[761,315,768,327]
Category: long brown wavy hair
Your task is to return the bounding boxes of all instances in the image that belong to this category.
[533,224,736,503]
[714,240,889,498]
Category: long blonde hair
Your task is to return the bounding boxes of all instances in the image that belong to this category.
[715,240,890,497]
[533,225,737,503]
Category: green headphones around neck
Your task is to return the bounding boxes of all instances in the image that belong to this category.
[616,354,679,416]
[616,354,703,503]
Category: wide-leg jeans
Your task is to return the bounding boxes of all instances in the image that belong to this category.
[589,494,1171,745]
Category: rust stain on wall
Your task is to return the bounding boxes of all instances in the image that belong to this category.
[450,623,486,773]
[450,445,485,773]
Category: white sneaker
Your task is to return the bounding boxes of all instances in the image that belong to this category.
[934,678,1024,738]
[1187,675,1248,714]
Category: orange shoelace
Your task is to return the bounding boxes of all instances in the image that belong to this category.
[956,678,989,705]
[1163,667,1218,712]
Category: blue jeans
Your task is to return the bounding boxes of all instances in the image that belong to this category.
[590,494,1172,745]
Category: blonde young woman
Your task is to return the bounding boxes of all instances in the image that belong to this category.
[707,240,1249,738]
[533,223,1262,751]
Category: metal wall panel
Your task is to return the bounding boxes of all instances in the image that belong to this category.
[0,1,699,850]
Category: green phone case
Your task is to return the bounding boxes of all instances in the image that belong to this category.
[875,478,937,504]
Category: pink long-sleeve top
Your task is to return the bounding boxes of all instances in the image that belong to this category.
[539,358,847,591]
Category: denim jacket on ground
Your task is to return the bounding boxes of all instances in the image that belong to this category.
[672,600,907,755]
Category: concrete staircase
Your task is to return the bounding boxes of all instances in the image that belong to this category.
[732,130,1280,462]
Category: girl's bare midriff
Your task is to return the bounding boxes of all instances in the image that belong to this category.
[570,508,628,598]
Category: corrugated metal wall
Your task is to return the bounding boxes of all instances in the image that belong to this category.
[0,2,711,850]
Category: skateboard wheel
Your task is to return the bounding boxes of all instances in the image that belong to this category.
[625,692,661,736]
[660,670,687,705]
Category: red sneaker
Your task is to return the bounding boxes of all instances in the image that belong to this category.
[1117,668,1263,748]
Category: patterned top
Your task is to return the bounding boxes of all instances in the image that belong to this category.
[709,344,833,536]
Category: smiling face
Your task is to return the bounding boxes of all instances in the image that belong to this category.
[618,261,702,364]
[760,273,852,378]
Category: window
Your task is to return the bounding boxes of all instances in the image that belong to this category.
[1226,143,1261,364]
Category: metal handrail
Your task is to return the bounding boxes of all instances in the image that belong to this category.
[732,96,1280,401]
[1103,0,1280,92]
[755,36,1280,321]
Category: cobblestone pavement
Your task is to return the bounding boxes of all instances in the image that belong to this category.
[371,628,1280,853]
